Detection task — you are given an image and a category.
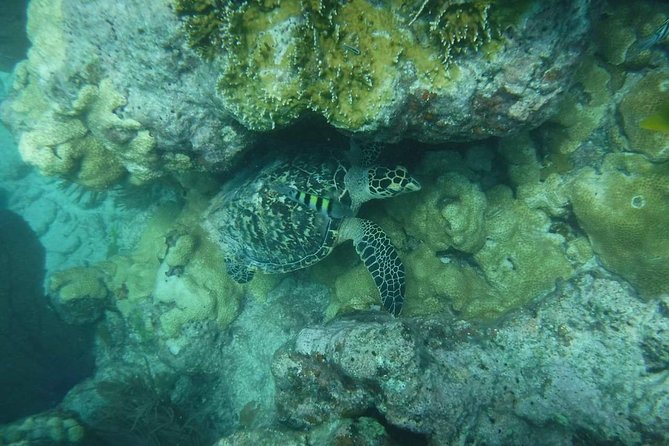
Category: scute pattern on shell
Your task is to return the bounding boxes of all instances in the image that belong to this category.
[206,154,351,273]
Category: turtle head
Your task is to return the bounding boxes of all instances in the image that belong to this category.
[366,165,421,199]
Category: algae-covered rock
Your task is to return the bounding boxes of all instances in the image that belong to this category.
[0,0,591,184]
[177,0,591,141]
[539,58,613,159]
[272,278,669,444]
[568,152,669,296]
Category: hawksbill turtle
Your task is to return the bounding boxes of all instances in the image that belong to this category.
[203,142,421,316]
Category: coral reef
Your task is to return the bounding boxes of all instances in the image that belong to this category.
[4,1,669,445]
[539,57,613,159]
[8,67,159,187]
[0,0,255,184]
[46,193,246,345]
[619,69,669,161]
[398,178,577,319]
[177,0,591,140]
[83,372,211,445]
[272,276,669,444]
[517,0,669,300]
[1,0,591,187]
[319,144,584,321]
[50,277,329,444]
[214,417,395,446]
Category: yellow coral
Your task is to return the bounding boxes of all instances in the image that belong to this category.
[10,75,167,188]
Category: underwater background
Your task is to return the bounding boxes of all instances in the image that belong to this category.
[0,0,668,444]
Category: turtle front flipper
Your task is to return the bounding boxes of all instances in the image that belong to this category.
[225,256,255,283]
[340,218,405,316]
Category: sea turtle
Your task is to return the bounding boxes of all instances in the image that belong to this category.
[203,143,421,316]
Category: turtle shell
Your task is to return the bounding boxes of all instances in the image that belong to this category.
[206,154,351,273]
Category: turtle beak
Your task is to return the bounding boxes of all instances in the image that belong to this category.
[406,177,421,192]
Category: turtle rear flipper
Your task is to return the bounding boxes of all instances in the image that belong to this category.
[340,218,405,316]
[225,257,255,283]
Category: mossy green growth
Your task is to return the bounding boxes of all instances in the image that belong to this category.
[619,69,669,161]
[176,0,532,131]
[568,152,669,297]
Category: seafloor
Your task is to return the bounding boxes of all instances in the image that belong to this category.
[0,0,668,445]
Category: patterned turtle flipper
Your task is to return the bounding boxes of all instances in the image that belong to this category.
[225,257,255,283]
[341,218,405,316]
